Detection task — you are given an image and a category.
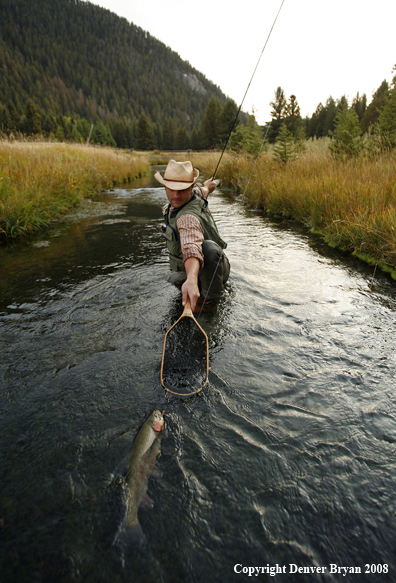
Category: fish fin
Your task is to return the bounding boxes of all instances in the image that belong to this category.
[139,493,153,509]
[113,520,146,548]
[113,456,128,476]
[151,466,163,479]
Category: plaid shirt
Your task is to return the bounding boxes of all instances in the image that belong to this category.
[169,185,207,268]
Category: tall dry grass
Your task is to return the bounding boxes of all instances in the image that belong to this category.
[189,144,396,277]
[0,142,150,239]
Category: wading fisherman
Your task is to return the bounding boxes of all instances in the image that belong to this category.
[155,159,230,314]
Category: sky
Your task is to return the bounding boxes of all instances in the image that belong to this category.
[91,0,395,124]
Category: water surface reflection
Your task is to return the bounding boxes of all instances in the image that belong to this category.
[1,172,395,582]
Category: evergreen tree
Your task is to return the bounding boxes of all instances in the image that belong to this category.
[110,119,128,148]
[7,101,20,133]
[76,118,91,142]
[378,71,396,150]
[191,127,201,150]
[230,110,263,155]
[136,113,155,150]
[352,92,367,122]
[175,126,189,150]
[153,122,163,150]
[273,123,296,164]
[294,125,307,153]
[0,104,11,133]
[42,114,57,137]
[268,86,286,142]
[329,101,363,159]
[24,99,41,135]
[308,102,326,139]
[219,98,239,145]
[125,122,135,148]
[284,94,302,137]
[91,122,116,147]
[228,125,245,152]
[323,96,337,136]
[361,80,389,132]
[163,117,176,150]
[336,95,349,114]
[201,96,222,149]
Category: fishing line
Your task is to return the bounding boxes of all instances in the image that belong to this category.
[212,0,285,179]
[197,1,285,312]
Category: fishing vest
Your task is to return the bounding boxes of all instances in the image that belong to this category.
[162,193,227,272]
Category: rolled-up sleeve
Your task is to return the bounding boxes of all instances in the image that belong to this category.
[177,214,204,268]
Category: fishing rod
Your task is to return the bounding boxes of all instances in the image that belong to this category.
[212,0,285,180]
[195,0,285,318]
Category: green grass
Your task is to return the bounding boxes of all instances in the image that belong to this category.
[0,141,150,240]
[189,142,396,278]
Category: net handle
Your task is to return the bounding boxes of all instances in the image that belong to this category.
[160,299,209,396]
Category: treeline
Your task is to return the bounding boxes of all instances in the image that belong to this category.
[265,72,396,162]
[1,0,395,154]
[0,94,244,151]
[197,72,396,159]
[266,76,396,147]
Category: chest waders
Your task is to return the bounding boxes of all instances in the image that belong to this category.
[161,193,227,272]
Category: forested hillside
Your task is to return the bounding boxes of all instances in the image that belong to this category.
[0,0,234,148]
[1,0,394,153]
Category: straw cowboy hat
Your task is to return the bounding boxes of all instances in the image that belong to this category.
[154,159,199,190]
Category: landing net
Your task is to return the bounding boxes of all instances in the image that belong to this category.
[160,303,209,396]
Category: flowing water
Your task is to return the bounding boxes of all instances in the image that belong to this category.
[1,169,396,583]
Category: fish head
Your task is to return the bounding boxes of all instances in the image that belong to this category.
[150,409,164,434]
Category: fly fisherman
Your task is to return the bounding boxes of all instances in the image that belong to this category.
[155,160,230,314]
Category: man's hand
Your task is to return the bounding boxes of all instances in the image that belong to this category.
[203,177,217,196]
[182,257,200,312]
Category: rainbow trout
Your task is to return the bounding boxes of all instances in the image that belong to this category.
[114,409,164,546]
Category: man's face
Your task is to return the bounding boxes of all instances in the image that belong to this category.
[165,185,193,209]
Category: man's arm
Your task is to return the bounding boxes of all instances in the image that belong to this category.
[181,257,200,311]
[179,178,217,310]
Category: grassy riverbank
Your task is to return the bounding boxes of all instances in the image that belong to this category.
[0,141,150,240]
[190,144,396,279]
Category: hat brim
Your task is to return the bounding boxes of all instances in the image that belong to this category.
[154,169,199,190]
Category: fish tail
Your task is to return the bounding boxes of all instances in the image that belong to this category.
[113,520,146,548]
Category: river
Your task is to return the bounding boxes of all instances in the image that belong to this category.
[1,169,395,582]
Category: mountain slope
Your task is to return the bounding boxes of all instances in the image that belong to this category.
[0,0,228,145]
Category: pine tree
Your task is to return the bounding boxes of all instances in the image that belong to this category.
[7,102,20,133]
[361,80,389,132]
[175,126,189,150]
[0,104,11,133]
[329,102,363,159]
[201,96,222,149]
[191,127,201,150]
[294,125,307,153]
[323,96,337,136]
[162,117,176,150]
[378,71,396,150]
[24,99,41,135]
[269,86,286,142]
[273,123,296,164]
[308,102,326,139]
[352,92,367,122]
[284,94,302,137]
[219,98,239,145]
[136,113,155,150]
